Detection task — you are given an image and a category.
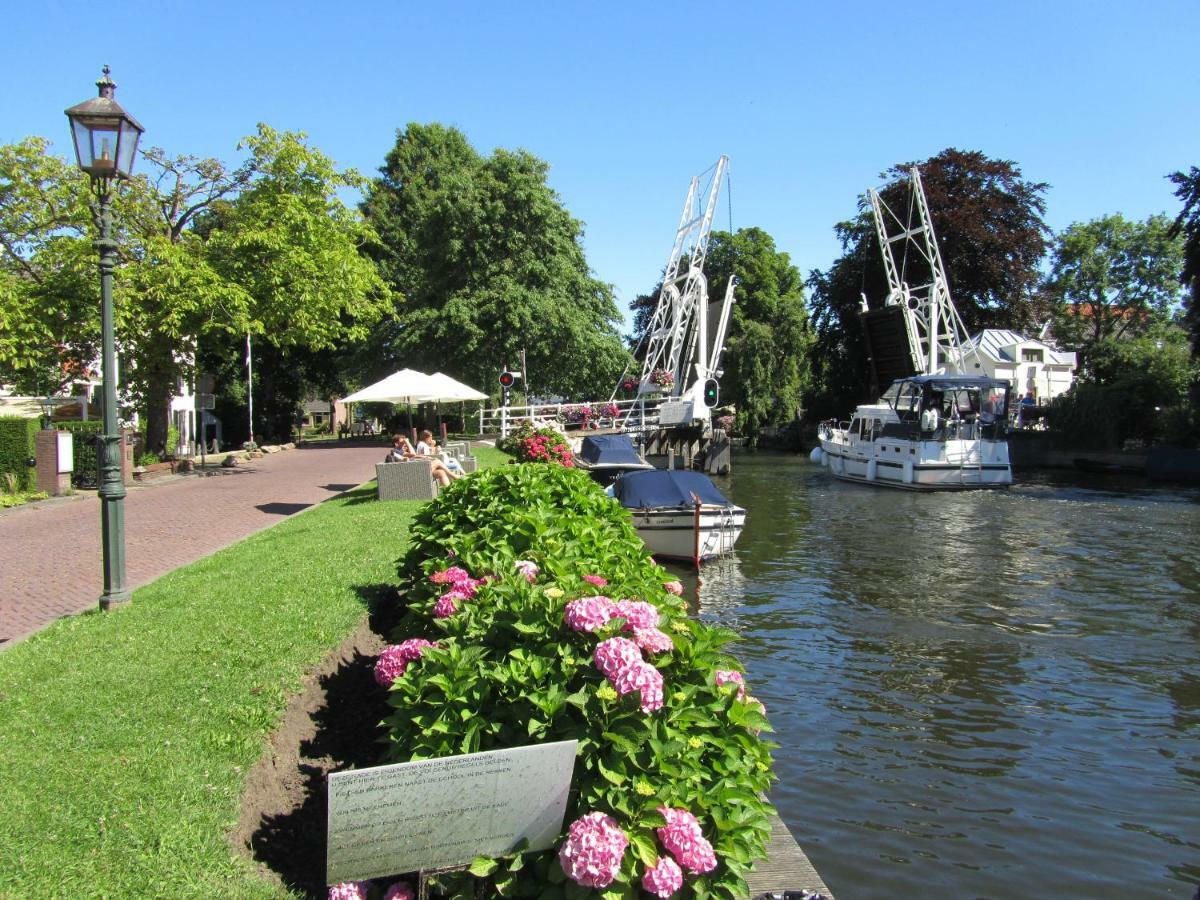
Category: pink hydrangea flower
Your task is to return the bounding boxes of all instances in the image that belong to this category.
[582,574,608,587]
[614,599,660,630]
[657,807,717,874]
[663,580,684,596]
[430,565,470,585]
[714,669,746,700]
[564,596,616,632]
[514,559,540,583]
[594,636,642,678]
[433,595,459,618]
[612,660,664,712]
[383,882,416,900]
[557,811,629,889]
[631,627,674,654]
[641,855,684,897]
[374,639,438,687]
[328,882,368,900]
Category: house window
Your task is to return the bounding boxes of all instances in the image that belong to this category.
[1022,348,1044,363]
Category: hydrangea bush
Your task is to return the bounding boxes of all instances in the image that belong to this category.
[497,423,576,466]
[376,464,775,897]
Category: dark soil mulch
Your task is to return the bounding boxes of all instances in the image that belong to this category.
[232,585,402,898]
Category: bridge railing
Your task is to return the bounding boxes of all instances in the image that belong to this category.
[478,397,663,439]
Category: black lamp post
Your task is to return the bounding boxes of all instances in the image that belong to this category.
[65,66,143,610]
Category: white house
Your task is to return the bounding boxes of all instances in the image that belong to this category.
[954,329,1077,402]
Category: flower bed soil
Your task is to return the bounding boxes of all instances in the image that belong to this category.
[233,598,403,898]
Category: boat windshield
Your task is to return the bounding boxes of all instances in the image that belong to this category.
[882,380,921,415]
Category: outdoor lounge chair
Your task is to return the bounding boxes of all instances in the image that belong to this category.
[375,459,439,501]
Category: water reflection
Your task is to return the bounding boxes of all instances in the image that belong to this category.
[686,451,1200,898]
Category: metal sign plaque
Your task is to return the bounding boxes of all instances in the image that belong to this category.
[326,740,577,885]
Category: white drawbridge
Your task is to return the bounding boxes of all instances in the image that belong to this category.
[868,166,978,375]
[618,156,735,429]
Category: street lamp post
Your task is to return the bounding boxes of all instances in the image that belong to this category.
[65,66,144,610]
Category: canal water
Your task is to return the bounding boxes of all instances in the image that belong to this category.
[682,452,1200,898]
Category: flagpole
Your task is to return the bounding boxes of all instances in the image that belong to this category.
[246,332,254,445]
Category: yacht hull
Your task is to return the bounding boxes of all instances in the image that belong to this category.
[815,439,1011,490]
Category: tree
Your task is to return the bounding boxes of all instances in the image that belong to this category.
[0,127,390,450]
[0,137,103,394]
[807,149,1049,416]
[687,228,813,439]
[362,123,629,399]
[1044,213,1185,375]
[1169,166,1200,359]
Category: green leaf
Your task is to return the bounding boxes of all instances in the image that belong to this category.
[629,831,658,867]
[597,757,626,785]
[468,856,499,877]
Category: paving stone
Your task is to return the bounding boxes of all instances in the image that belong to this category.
[0,443,388,648]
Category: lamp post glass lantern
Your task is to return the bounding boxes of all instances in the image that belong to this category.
[65,66,143,610]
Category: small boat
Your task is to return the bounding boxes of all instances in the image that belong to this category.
[610,469,745,565]
[574,434,654,486]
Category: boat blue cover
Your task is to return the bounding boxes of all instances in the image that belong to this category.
[613,469,732,508]
[579,434,646,467]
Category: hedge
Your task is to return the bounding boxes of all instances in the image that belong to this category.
[0,416,39,492]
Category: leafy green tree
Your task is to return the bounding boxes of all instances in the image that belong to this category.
[1044,213,1184,375]
[1047,321,1196,448]
[700,228,813,438]
[362,123,629,399]
[1169,166,1200,360]
[0,127,389,451]
[807,149,1049,416]
[0,137,103,394]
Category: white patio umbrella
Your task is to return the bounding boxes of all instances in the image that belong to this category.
[340,369,440,436]
[425,372,489,402]
[340,369,439,404]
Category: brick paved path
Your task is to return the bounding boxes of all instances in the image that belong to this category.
[0,443,388,647]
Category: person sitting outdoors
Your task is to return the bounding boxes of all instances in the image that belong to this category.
[389,433,461,486]
[415,429,465,480]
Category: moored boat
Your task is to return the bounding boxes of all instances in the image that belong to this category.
[610,469,745,565]
[574,434,654,487]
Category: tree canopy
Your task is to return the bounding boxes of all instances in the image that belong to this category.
[0,127,390,449]
[361,123,629,400]
[1043,213,1184,376]
[1170,166,1200,359]
[807,148,1049,416]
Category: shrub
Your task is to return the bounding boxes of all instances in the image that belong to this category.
[498,423,576,466]
[0,416,39,492]
[379,465,775,898]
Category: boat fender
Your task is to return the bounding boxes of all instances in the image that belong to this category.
[921,408,939,432]
[809,447,824,465]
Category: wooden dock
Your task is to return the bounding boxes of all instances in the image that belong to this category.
[745,815,834,898]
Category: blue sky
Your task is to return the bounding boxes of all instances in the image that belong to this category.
[6,1,1197,325]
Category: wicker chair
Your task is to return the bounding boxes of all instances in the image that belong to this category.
[442,440,478,474]
[376,460,439,501]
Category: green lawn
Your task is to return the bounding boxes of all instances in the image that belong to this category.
[0,448,510,898]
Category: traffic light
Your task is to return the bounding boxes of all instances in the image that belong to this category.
[702,378,719,408]
[499,370,515,407]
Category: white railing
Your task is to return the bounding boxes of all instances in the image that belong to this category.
[478,397,665,439]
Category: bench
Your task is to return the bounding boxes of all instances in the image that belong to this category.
[376,459,439,501]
